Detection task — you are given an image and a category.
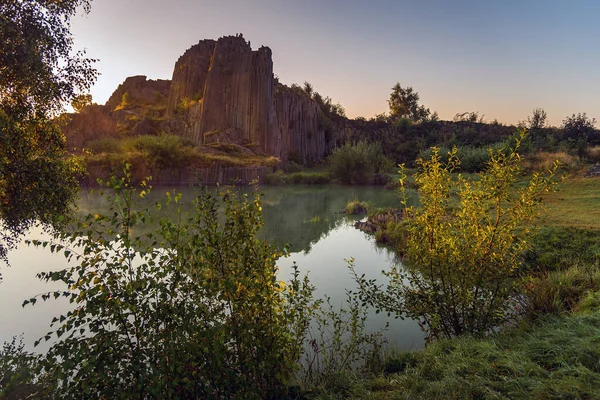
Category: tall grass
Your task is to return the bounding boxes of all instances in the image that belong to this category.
[586,145,600,163]
[524,151,579,173]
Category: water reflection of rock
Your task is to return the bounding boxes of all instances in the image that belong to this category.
[75,185,404,254]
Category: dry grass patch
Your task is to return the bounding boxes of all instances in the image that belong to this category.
[586,146,600,163]
[525,151,580,173]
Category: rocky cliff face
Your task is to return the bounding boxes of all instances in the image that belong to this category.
[168,36,280,156]
[63,104,118,149]
[275,84,328,164]
[107,75,170,111]
[64,35,341,165]
[166,35,337,162]
[63,75,171,149]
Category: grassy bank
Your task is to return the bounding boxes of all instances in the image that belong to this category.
[324,173,600,399]
[80,134,280,170]
[348,309,600,399]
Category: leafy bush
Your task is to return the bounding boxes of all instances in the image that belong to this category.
[131,134,195,169]
[264,170,331,185]
[329,140,393,184]
[354,134,560,339]
[418,142,505,173]
[345,199,368,215]
[26,170,319,398]
[86,137,122,154]
[301,289,385,393]
[0,336,49,398]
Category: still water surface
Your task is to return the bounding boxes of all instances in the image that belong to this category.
[1,185,425,352]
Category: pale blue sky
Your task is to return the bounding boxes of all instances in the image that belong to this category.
[71,0,600,126]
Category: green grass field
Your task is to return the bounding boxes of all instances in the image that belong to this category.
[540,176,600,229]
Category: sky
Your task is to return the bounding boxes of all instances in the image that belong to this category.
[70,0,600,126]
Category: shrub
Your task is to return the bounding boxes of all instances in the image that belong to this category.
[114,91,131,111]
[176,96,194,113]
[131,134,194,169]
[345,199,368,215]
[26,170,319,398]
[301,289,385,391]
[418,142,505,173]
[329,140,393,184]
[354,133,560,339]
[264,170,330,185]
[586,145,600,163]
[0,336,49,398]
[86,138,122,154]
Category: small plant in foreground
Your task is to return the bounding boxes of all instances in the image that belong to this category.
[302,281,385,394]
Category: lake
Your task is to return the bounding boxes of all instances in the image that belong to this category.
[0,184,425,353]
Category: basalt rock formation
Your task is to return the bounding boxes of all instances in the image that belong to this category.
[64,34,340,167]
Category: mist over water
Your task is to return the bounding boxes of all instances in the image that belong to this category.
[1,185,425,352]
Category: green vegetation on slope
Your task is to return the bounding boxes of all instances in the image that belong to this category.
[82,134,279,173]
[357,310,600,400]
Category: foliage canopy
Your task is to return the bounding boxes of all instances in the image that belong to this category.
[388,83,430,123]
[0,0,97,263]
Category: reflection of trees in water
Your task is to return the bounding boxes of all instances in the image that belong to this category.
[75,185,404,254]
[259,185,402,254]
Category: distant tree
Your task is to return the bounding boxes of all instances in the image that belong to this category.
[561,113,596,141]
[426,111,440,123]
[453,111,484,123]
[71,94,93,113]
[388,83,431,122]
[303,81,314,97]
[370,113,389,123]
[0,0,97,264]
[527,108,548,129]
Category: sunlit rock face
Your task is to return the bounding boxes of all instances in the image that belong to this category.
[166,34,335,162]
[63,34,338,164]
[63,75,170,148]
[168,35,280,156]
[107,75,171,111]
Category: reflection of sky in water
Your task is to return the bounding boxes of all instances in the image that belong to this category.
[1,227,72,353]
[1,185,425,352]
[278,222,425,351]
